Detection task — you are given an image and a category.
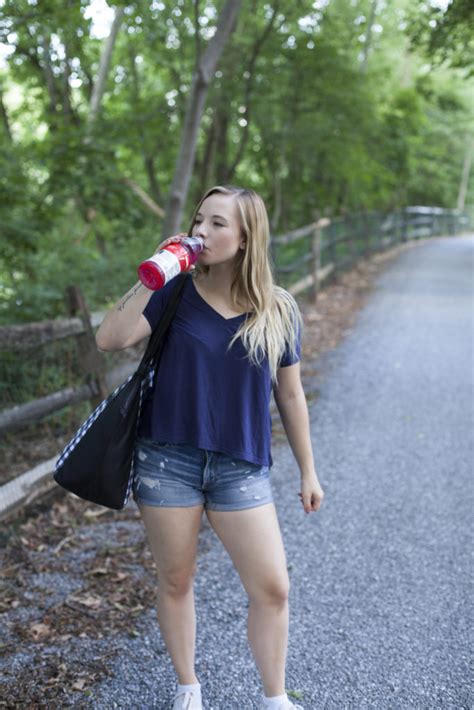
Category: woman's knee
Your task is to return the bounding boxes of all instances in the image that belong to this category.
[158,565,197,598]
[249,574,290,607]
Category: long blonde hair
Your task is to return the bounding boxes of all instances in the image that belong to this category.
[187,185,303,386]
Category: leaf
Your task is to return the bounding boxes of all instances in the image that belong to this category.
[0,564,21,578]
[87,567,109,576]
[29,622,51,641]
[287,689,304,700]
[84,508,109,518]
[112,602,127,612]
[69,593,103,609]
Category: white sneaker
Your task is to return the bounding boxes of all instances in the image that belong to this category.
[172,689,203,710]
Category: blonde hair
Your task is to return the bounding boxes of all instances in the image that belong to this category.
[187,185,303,386]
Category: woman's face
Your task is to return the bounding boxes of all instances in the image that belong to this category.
[192,193,245,267]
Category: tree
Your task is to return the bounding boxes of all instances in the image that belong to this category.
[161,0,243,238]
[0,0,472,322]
[406,0,474,76]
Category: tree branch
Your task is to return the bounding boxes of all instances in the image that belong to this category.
[0,83,13,143]
[127,44,161,202]
[121,178,165,218]
[225,1,281,181]
[87,6,125,127]
[194,0,201,64]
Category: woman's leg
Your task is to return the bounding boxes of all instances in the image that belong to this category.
[205,503,290,697]
[138,503,204,684]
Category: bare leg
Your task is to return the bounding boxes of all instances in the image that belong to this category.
[138,503,204,684]
[206,503,290,697]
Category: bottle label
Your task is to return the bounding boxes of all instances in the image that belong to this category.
[152,250,181,283]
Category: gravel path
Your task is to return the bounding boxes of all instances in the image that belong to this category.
[4,235,472,709]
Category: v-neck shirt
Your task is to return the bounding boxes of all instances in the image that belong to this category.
[190,276,251,321]
[137,273,301,467]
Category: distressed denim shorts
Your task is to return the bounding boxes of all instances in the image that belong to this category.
[132,437,274,511]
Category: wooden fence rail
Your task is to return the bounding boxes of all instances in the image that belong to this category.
[0,362,138,435]
[0,312,104,351]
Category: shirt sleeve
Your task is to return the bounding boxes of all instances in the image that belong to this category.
[142,277,178,332]
[278,315,302,368]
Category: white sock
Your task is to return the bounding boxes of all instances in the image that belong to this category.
[261,693,288,708]
[177,682,201,696]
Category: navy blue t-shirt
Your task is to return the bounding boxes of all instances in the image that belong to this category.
[137,273,301,467]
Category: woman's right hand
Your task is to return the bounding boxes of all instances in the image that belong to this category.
[153,233,196,273]
[153,233,188,255]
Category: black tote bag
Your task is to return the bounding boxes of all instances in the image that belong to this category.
[54,273,187,510]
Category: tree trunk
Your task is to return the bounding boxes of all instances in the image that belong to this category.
[360,0,379,75]
[161,0,243,239]
[62,39,80,127]
[196,115,216,199]
[40,33,60,125]
[0,84,13,143]
[144,155,162,204]
[87,7,125,127]
[215,106,230,183]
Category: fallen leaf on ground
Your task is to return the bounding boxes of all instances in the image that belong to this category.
[68,594,103,610]
[29,622,51,641]
[72,678,87,691]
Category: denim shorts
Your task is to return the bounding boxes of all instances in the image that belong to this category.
[132,437,274,511]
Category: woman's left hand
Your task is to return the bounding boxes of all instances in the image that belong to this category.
[298,472,325,514]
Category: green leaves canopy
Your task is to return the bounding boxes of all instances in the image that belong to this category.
[0,0,472,322]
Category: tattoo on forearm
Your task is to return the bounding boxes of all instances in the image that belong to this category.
[117,283,143,311]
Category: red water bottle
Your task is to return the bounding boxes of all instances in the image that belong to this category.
[138,236,204,290]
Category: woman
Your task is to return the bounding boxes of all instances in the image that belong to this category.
[96,185,324,710]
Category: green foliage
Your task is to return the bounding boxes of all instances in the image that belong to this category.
[406,0,474,77]
[0,205,162,323]
[1,338,80,408]
[287,689,304,700]
[0,0,472,325]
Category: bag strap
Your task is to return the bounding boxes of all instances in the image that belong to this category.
[135,273,188,378]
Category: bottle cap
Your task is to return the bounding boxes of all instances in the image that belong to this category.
[184,236,205,258]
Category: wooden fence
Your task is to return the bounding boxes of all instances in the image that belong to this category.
[0,205,470,518]
[271,205,470,299]
[2,295,122,436]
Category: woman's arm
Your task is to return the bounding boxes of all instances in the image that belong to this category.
[95,234,189,351]
[273,362,325,513]
[273,363,315,477]
[95,280,153,351]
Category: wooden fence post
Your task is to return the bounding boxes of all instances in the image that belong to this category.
[65,285,109,408]
[451,210,457,236]
[397,208,404,243]
[312,217,322,305]
[402,209,409,241]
